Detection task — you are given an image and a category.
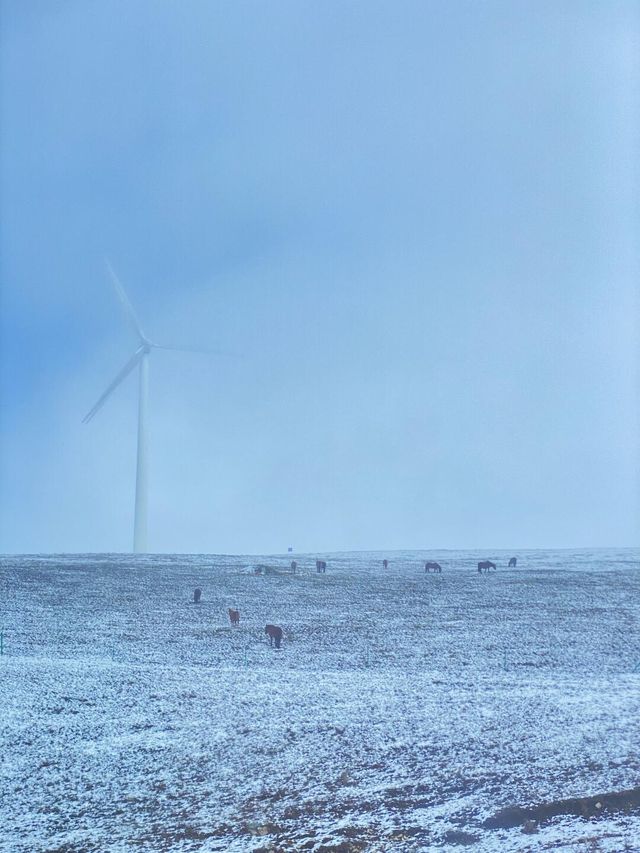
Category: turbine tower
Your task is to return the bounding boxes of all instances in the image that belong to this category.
[83,263,183,553]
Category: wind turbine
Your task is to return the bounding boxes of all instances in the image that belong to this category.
[83,262,201,553]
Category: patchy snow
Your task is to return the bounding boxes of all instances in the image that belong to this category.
[1,549,639,851]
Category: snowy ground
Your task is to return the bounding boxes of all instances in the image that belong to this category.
[1,549,639,852]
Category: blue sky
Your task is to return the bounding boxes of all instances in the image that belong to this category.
[1,0,638,553]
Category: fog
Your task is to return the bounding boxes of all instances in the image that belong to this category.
[1,0,638,553]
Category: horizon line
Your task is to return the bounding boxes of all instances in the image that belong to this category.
[2,544,638,558]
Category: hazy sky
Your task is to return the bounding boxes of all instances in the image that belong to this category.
[1,0,638,554]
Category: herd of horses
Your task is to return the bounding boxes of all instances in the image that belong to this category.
[425,557,518,573]
[250,556,519,576]
[393,558,517,573]
[322,557,518,574]
[193,554,520,652]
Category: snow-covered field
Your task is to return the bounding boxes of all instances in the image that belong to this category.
[1,549,639,852]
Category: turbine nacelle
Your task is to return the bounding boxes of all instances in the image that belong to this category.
[83,265,219,424]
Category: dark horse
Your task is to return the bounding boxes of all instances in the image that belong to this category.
[316,560,327,574]
[265,624,283,649]
[193,588,202,603]
[478,561,496,573]
[228,608,240,625]
[291,560,297,573]
[425,561,442,573]
[383,559,389,569]
[508,557,517,567]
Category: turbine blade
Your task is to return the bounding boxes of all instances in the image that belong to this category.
[151,343,240,358]
[82,349,144,424]
[105,260,146,342]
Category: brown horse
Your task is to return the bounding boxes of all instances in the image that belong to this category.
[383,559,389,569]
[316,560,327,574]
[478,561,496,573]
[291,560,297,573]
[228,608,240,625]
[265,624,283,648]
[193,588,202,603]
[425,561,442,573]
[508,557,517,567]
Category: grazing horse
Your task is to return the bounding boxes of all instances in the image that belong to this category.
[425,561,442,573]
[477,561,496,573]
[383,559,389,569]
[316,560,327,574]
[228,608,240,625]
[193,588,202,603]
[508,557,517,567]
[265,624,283,649]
